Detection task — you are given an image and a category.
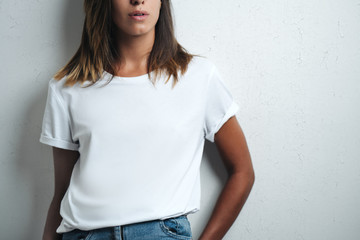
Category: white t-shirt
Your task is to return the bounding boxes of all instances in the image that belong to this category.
[39,56,239,233]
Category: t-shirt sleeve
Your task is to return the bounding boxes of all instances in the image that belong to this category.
[203,64,240,142]
[39,80,79,151]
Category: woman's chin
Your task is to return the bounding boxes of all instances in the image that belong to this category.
[124,27,155,38]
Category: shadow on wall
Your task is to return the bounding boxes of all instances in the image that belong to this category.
[193,141,228,237]
[14,1,83,239]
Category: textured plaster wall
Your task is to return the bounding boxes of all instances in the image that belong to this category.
[0,0,359,239]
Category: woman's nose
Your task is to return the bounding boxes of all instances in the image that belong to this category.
[130,0,145,5]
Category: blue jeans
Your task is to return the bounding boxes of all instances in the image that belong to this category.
[61,215,193,240]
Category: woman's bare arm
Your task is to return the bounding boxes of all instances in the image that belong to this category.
[42,147,79,240]
[199,116,255,240]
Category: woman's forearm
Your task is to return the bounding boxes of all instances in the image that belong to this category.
[42,197,63,240]
[198,171,255,240]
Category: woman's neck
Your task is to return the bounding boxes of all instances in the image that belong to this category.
[113,29,155,76]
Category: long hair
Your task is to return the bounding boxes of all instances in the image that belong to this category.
[54,0,196,88]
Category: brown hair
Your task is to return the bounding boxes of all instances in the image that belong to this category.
[54,0,197,88]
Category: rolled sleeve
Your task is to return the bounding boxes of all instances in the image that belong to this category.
[203,64,240,142]
[39,79,79,151]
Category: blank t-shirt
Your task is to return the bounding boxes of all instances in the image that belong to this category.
[39,56,240,233]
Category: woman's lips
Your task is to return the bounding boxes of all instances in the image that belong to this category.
[129,11,149,21]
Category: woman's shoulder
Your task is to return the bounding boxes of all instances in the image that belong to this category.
[46,75,78,100]
[48,74,87,91]
[48,76,67,88]
[44,75,63,93]
[189,55,217,71]
[177,56,218,86]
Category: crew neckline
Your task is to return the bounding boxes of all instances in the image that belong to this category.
[103,70,152,82]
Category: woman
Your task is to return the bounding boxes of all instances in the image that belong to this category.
[40,0,255,239]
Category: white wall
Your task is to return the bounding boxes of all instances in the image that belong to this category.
[1,0,359,239]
